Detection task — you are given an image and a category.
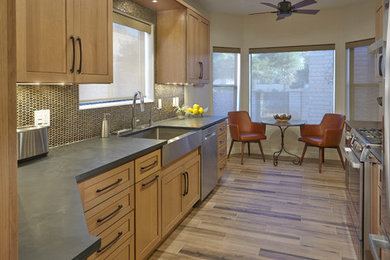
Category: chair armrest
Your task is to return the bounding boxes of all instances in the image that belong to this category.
[229,123,240,140]
[323,128,343,147]
[300,124,322,137]
[251,122,266,135]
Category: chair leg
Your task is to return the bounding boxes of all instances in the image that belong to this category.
[228,140,234,159]
[300,144,307,165]
[322,148,325,163]
[241,142,245,165]
[337,146,345,169]
[248,142,251,157]
[319,147,323,173]
[258,141,266,162]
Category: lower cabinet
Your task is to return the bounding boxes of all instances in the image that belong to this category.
[162,149,200,237]
[135,171,162,260]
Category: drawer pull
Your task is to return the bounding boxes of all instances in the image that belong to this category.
[96,178,123,193]
[219,164,226,171]
[97,205,123,223]
[219,139,226,144]
[97,232,123,253]
[220,151,226,157]
[142,175,159,187]
[140,160,158,171]
[182,172,187,196]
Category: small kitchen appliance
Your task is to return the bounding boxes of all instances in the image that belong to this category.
[17,125,49,162]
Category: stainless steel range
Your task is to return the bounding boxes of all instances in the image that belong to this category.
[345,126,382,260]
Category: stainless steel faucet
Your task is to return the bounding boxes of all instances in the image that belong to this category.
[132,91,145,129]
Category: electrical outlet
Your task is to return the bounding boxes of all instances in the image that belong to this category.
[158,99,162,109]
[34,109,50,126]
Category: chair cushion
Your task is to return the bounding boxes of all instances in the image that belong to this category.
[239,132,266,142]
[299,136,324,147]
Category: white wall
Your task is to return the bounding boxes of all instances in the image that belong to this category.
[185,0,376,159]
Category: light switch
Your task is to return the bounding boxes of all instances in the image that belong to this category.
[34,109,50,126]
[158,99,162,109]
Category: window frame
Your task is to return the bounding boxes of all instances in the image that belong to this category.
[212,47,241,113]
[249,43,336,121]
[79,9,155,110]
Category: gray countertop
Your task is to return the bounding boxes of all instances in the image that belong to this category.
[18,116,226,260]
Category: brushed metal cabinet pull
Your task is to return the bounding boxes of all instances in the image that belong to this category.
[97,232,123,253]
[142,175,159,187]
[70,36,75,73]
[97,205,123,223]
[96,178,123,193]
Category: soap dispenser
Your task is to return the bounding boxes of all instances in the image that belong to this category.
[101,113,111,138]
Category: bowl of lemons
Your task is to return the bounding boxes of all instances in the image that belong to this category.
[186,104,206,117]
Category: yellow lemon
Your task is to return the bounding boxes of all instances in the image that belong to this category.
[193,109,199,115]
[199,107,204,114]
[187,108,193,113]
[193,104,200,110]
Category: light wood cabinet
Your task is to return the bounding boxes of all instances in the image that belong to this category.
[16,0,113,84]
[161,149,200,237]
[157,8,210,86]
[135,172,162,260]
[371,155,384,259]
[376,0,384,41]
[218,121,228,179]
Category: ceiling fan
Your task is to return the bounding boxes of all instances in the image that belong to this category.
[250,0,320,20]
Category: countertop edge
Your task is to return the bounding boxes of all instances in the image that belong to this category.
[73,237,101,260]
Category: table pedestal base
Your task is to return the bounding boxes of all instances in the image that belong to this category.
[273,126,301,166]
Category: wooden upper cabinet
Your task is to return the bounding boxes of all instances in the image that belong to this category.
[16,0,75,83]
[157,7,210,86]
[74,0,113,83]
[376,0,384,41]
[16,0,113,84]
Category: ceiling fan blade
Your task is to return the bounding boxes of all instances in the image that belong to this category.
[249,11,277,15]
[293,9,320,14]
[292,0,317,9]
[261,2,279,9]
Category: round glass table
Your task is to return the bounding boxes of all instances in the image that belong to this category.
[262,120,305,166]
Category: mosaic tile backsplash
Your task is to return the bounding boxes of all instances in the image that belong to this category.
[16,84,184,147]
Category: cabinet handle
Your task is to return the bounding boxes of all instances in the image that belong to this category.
[70,36,75,73]
[220,164,226,170]
[141,160,158,171]
[97,205,123,223]
[97,232,123,253]
[182,172,187,196]
[77,37,82,74]
[199,62,203,79]
[379,54,383,77]
[219,139,226,144]
[96,178,122,193]
[185,171,189,195]
[220,151,226,157]
[142,175,159,188]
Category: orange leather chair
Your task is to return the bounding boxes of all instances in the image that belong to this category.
[228,111,267,165]
[299,113,345,173]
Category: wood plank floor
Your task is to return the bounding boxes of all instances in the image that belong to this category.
[150,154,357,260]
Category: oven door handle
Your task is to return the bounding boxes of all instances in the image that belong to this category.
[343,147,362,169]
[369,234,390,260]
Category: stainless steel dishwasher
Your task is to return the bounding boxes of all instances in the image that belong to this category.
[201,124,218,201]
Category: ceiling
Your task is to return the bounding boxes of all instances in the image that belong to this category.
[196,0,371,15]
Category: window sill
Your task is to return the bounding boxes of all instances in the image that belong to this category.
[79,98,154,110]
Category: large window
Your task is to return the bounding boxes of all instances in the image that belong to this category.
[212,47,240,116]
[79,11,153,109]
[346,39,379,121]
[249,45,335,123]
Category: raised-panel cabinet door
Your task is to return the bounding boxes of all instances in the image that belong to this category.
[198,18,210,85]
[161,166,184,237]
[135,172,161,260]
[187,10,199,85]
[74,0,113,84]
[16,0,74,83]
[182,156,200,213]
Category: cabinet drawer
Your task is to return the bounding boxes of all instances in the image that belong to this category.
[86,187,134,236]
[106,235,134,260]
[88,211,134,260]
[78,161,134,211]
[135,150,161,183]
[218,137,227,147]
[218,142,227,159]
[218,121,227,137]
[218,157,227,179]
